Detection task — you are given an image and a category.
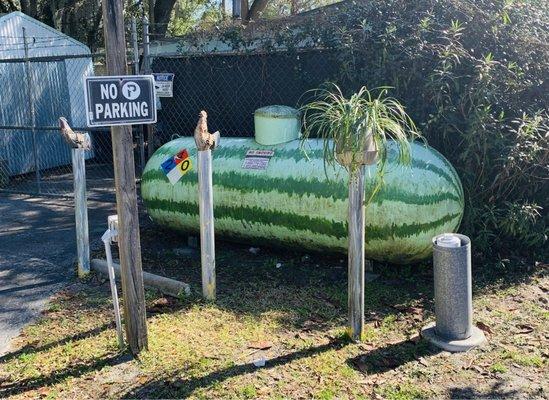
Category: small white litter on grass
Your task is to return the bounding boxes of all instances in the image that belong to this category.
[253,357,266,367]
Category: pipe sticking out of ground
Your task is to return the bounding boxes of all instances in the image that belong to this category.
[91,259,191,298]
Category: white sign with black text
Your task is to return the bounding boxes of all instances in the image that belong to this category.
[242,150,275,170]
[153,73,175,97]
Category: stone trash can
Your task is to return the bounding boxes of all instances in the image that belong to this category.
[421,233,487,352]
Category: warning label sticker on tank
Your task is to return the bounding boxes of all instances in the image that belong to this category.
[161,148,192,184]
[242,150,274,170]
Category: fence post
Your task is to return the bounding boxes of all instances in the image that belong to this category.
[348,166,365,341]
[72,148,90,277]
[102,0,148,355]
[198,149,216,301]
[131,17,146,173]
[22,27,41,194]
[142,16,155,160]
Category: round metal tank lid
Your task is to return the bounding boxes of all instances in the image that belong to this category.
[254,105,301,119]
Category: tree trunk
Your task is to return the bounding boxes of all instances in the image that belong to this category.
[240,0,249,20]
[246,0,270,22]
[20,0,38,18]
[153,0,177,37]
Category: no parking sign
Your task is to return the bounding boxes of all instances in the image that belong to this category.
[84,75,157,127]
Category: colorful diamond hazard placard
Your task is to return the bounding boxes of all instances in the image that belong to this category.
[161,149,192,185]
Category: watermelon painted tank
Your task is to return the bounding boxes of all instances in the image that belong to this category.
[141,138,464,264]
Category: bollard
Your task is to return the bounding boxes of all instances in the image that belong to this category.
[421,233,486,352]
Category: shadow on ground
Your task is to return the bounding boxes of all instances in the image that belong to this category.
[123,338,350,399]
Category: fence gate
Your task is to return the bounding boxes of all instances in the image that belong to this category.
[0,53,143,201]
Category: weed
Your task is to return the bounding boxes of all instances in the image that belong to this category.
[379,383,426,400]
[490,362,508,373]
[239,384,257,399]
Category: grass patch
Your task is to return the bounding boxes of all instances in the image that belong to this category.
[502,351,545,368]
[0,229,546,399]
[490,362,508,374]
[379,383,426,400]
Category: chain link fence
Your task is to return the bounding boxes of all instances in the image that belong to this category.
[0,52,145,200]
[150,48,344,145]
[1,31,347,200]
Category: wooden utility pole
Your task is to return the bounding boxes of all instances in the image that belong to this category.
[102,0,148,354]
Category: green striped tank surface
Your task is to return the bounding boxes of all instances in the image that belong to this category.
[141,138,464,264]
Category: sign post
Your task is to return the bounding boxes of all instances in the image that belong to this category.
[101,0,149,355]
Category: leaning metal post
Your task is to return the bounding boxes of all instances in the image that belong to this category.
[102,215,125,350]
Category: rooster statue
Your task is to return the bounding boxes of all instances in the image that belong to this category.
[194,111,220,151]
[59,117,91,150]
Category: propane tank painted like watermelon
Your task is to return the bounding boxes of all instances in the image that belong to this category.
[141,136,464,264]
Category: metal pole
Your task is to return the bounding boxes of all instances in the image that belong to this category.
[72,148,90,277]
[102,229,125,350]
[198,149,216,301]
[142,16,155,160]
[347,166,365,341]
[131,17,146,173]
[22,28,41,194]
[142,16,151,73]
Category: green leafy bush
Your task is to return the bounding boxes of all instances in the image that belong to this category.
[297,0,549,261]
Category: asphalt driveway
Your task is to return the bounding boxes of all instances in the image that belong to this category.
[0,193,115,355]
